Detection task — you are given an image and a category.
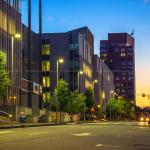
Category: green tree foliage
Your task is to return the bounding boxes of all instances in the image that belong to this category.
[53,79,71,112]
[106,97,136,121]
[65,90,86,114]
[84,87,94,110]
[0,51,11,97]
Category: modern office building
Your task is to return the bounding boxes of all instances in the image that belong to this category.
[100,33,135,101]
[21,24,41,115]
[41,27,94,101]
[0,0,22,107]
[93,54,114,110]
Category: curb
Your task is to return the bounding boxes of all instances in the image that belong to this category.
[0,123,66,129]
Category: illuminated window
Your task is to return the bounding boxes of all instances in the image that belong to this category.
[42,77,50,87]
[43,92,51,102]
[42,61,50,71]
[121,53,126,57]
[85,80,92,89]
[108,75,110,81]
[83,63,92,78]
[42,44,50,55]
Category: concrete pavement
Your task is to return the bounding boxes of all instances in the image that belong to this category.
[0,124,150,150]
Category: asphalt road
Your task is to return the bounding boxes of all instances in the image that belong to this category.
[0,124,150,150]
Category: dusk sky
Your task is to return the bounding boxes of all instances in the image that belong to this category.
[22,0,150,107]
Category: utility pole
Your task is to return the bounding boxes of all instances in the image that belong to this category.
[27,0,32,108]
[39,0,43,109]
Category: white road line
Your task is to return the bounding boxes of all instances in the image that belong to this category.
[96,144,103,147]
[0,131,13,134]
[72,133,92,136]
[30,132,48,135]
[96,144,120,148]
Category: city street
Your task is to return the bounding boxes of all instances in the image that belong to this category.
[0,124,150,150]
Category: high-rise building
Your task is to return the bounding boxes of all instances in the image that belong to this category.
[41,27,94,101]
[0,0,22,107]
[100,33,135,101]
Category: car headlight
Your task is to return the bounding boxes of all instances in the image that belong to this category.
[140,117,144,121]
[146,118,149,122]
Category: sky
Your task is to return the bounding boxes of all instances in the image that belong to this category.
[22,0,150,107]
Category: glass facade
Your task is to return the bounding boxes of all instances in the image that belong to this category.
[0,0,22,106]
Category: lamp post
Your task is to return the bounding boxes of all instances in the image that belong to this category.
[9,96,17,126]
[93,79,98,102]
[98,104,101,120]
[78,70,83,92]
[56,58,64,122]
[109,91,115,121]
[11,33,21,81]
[91,107,95,121]
[10,33,21,122]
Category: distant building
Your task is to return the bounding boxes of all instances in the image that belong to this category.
[100,33,135,101]
[0,0,22,107]
[93,54,114,111]
[41,27,94,101]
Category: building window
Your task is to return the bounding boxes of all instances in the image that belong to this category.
[42,77,50,87]
[42,44,50,55]
[108,75,110,81]
[42,61,50,71]
[43,92,51,102]
[121,53,126,57]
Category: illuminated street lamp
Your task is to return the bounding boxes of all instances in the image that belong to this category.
[57,58,64,82]
[78,70,83,91]
[11,33,21,81]
[56,58,64,122]
[91,107,95,121]
[93,79,98,106]
[109,91,115,121]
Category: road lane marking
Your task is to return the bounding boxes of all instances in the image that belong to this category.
[0,131,13,134]
[72,133,92,136]
[96,144,120,148]
[96,144,103,147]
[30,132,48,135]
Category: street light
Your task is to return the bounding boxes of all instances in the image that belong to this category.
[78,70,83,91]
[56,58,64,122]
[97,104,101,120]
[93,79,98,105]
[11,33,21,81]
[91,107,95,121]
[57,58,64,82]
[9,96,17,126]
[109,91,114,121]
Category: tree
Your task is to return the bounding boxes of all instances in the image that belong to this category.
[106,97,136,121]
[84,87,94,109]
[0,51,11,98]
[53,79,71,122]
[65,90,86,122]
[84,87,94,120]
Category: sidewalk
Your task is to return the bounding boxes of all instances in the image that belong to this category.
[81,121,149,127]
[0,122,66,129]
